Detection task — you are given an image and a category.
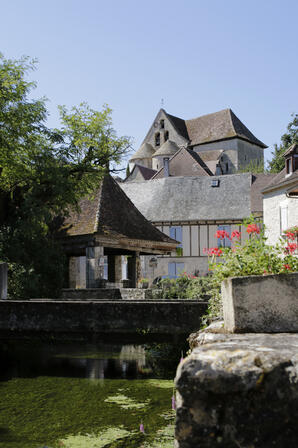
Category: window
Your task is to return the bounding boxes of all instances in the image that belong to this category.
[160,119,165,129]
[286,158,292,174]
[217,225,231,248]
[170,226,182,247]
[168,262,184,277]
[164,130,169,141]
[294,155,298,172]
[155,132,160,146]
[225,162,229,172]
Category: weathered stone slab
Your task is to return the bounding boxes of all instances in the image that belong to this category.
[61,288,122,300]
[222,272,298,333]
[0,299,208,334]
[175,329,298,447]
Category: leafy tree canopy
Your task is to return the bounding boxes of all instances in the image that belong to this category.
[0,54,131,297]
[268,113,298,173]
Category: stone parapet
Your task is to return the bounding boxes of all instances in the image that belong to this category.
[222,272,298,333]
[175,327,298,447]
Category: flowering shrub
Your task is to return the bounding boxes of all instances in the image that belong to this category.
[204,217,298,323]
[156,274,215,301]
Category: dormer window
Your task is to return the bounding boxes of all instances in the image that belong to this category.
[286,158,292,175]
[160,120,165,129]
[155,132,160,147]
[164,130,169,141]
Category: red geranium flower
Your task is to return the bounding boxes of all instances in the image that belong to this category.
[283,264,291,270]
[231,230,241,240]
[246,224,260,234]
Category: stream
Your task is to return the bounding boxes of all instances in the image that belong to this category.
[0,334,188,448]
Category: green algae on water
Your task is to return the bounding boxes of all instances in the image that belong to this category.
[104,393,150,409]
[0,377,175,448]
[59,427,132,448]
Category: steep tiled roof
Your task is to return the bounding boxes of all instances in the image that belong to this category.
[262,168,298,193]
[186,149,214,176]
[151,148,212,180]
[63,175,176,244]
[127,164,157,181]
[165,111,189,140]
[251,174,277,212]
[283,143,298,157]
[185,109,267,148]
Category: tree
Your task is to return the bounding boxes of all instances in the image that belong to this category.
[268,113,298,173]
[0,54,131,297]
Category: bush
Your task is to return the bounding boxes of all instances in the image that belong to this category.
[156,274,215,301]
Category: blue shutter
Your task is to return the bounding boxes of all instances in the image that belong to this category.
[168,262,176,276]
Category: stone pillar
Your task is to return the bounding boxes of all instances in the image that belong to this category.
[128,252,141,288]
[69,257,77,288]
[0,263,7,300]
[115,256,123,283]
[86,246,104,288]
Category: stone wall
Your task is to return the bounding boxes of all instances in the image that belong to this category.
[0,299,207,335]
[175,325,298,447]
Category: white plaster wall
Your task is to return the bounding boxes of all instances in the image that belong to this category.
[264,188,298,245]
[143,256,209,281]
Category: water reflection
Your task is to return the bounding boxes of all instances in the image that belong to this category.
[0,341,182,381]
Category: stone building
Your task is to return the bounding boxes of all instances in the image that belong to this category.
[121,173,275,280]
[263,143,298,245]
[60,175,177,288]
[127,108,267,180]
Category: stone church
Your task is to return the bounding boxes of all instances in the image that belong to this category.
[122,108,275,281]
[126,108,267,182]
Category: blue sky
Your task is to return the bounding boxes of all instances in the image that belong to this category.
[1,0,297,169]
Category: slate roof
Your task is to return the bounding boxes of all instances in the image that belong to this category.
[62,175,176,244]
[121,174,255,222]
[153,140,180,157]
[262,168,298,194]
[283,143,298,157]
[184,109,267,148]
[250,174,277,212]
[130,142,155,160]
[186,149,214,176]
[151,148,212,180]
[127,164,157,181]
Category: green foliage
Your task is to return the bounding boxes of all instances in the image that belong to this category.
[268,113,298,173]
[0,54,131,297]
[157,275,215,301]
[238,159,266,173]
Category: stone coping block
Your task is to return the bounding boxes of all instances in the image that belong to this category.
[222,272,298,333]
[175,329,298,447]
[61,288,122,300]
